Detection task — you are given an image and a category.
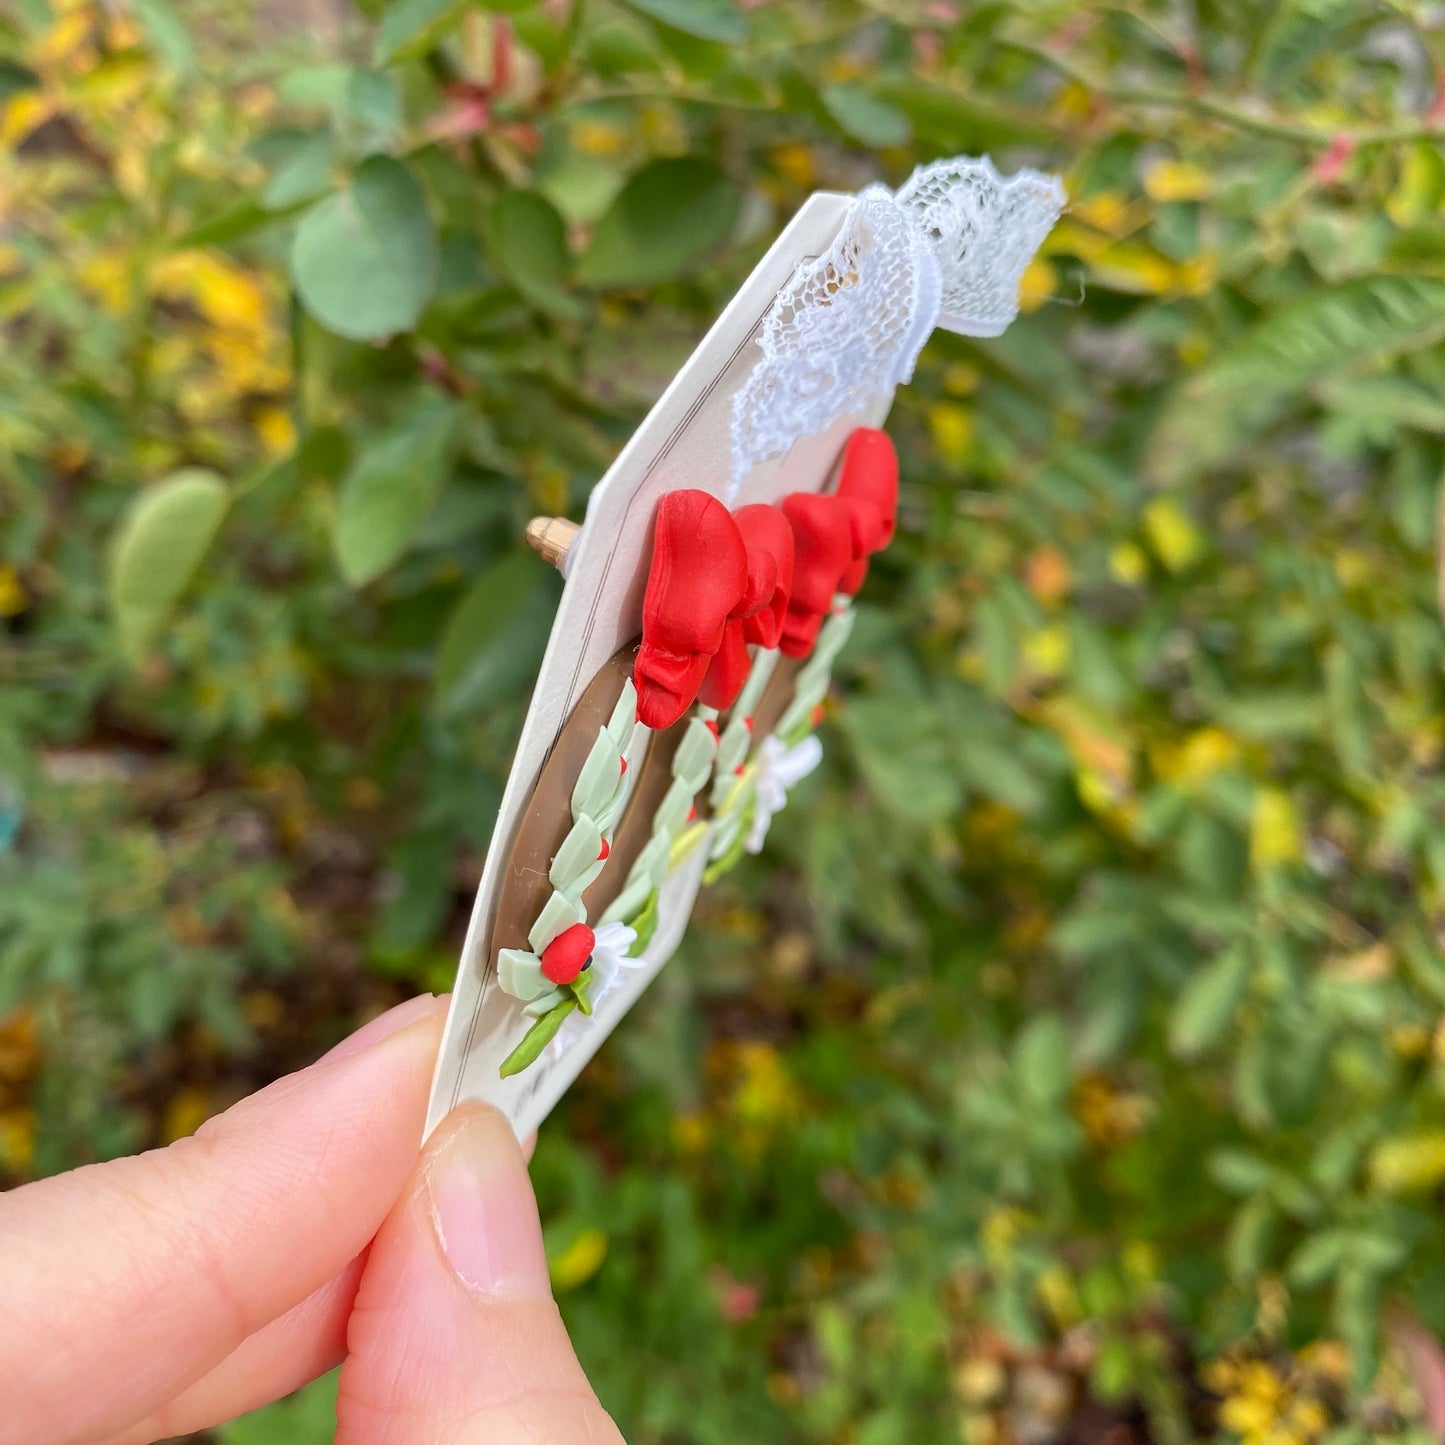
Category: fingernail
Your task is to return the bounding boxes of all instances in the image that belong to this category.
[324,994,446,1062]
[430,1105,552,1300]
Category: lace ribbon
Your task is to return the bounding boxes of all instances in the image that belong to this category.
[729,156,1065,496]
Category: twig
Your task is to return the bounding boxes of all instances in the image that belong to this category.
[1015,41,1445,149]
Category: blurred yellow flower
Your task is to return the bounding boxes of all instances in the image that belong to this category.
[1250,788,1301,870]
[942,362,980,396]
[961,1414,1000,1445]
[1073,1071,1151,1147]
[772,144,816,189]
[1022,625,1069,677]
[1122,1240,1159,1284]
[1089,242,1182,296]
[1370,1129,1445,1193]
[953,1355,1007,1405]
[1049,81,1094,122]
[1332,549,1371,590]
[1153,726,1240,789]
[930,402,974,467]
[0,565,28,618]
[255,405,297,459]
[672,1110,709,1155]
[30,6,96,74]
[0,1008,40,1084]
[570,120,626,156]
[729,1042,799,1131]
[0,1107,36,1171]
[1298,1341,1349,1383]
[152,251,269,331]
[162,1086,215,1144]
[0,92,58,148]
[1034,1265,1081,1328]
[1109,541,1148,585]
[1142,496,1203,572]
[1390,1022,1429,1058]
[1211,1354,1332,1445]
[1017,256,1056,312]
[1176,254,1218,296]
[549,1228,608,1291]
[1144,160,1212,202]
[981,1205,1026,1258]
[1070,191,1143,237]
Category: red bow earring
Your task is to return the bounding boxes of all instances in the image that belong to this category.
[633,491,749,729]
[699,503,796,711]
[834,427,898,596]
[779,492,855,658]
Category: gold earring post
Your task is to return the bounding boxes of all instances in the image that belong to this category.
[524,516,580,571]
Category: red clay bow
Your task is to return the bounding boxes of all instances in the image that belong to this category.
[699,503,796,710]
[779,491,855,659]
[634,491,749,730]
[834,427,898,596]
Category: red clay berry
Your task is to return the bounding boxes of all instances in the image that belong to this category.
[705,718,719,740]
[597,838,610,861]
[811,704,826,726]
[541,923,595,985]
[619,756,628,776]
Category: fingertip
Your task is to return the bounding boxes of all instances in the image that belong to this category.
[321,993,451,1063]
[425,1105,551,1301]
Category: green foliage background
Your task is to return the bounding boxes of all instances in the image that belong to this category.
[4,1,1445,1441]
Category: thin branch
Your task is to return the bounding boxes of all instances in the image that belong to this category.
[1016,41,1445,149]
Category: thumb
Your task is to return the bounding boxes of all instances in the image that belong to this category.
[335,1104,624,1445]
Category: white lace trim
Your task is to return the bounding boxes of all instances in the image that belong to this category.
[728,156,1065,496]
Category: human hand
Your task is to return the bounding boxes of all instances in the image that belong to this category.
[0,994,624,1445]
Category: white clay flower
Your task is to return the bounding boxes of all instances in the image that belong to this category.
[746,733,823,854]
[546,920,640,1060]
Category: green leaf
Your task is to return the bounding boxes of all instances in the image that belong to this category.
[276,65,401,154]
[108,470,229,664]
[1014,1014,1072,1108]
[291,155,438,341]
[875,79,1056,150]
[615,0,743,44]
[343,68,403,151]
[262,130,333,210]
[628,888,661,952]
[433,553,559,716]
[12,0,52,28]
[1209,1148,1276,1196]
[374,0,470,64]
[1205,278,1445,395]
[1288,1229,1353,1288]
[1227,1196,1276,1283]
[843,695,962,824]
[487,189,581,319]
[1150,277,1445,483]
[1170,945,1253,1058]
[0,60,39,104]
[334,399,457,585]
[500,998,577,1077]
[820,84,911,148]
[179,199,298,248]
[579,158,739,288]
[132,0,195,74]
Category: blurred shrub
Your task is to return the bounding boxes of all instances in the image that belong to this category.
[5,1,1445,1441]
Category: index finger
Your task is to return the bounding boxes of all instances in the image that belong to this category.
[0,997,446,1445]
